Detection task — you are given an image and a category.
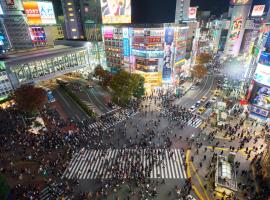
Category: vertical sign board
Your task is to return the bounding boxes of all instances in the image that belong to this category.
[122,27,130,68]
[162,27,174,82]
[189,7,197,19]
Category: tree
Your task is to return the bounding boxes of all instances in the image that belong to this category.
[196,53,212,64]
[94,65,106,80]
[131,74,145,99]
[191,64,208,79]
[110,70,133,105]
[14,85,47,113]
[0,174,10,200]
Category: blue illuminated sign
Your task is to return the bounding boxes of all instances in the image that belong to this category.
[123,38,130,56]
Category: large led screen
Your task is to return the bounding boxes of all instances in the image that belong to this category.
[254,63,270,86]
[23,1,56,25]
[100,0,131,24]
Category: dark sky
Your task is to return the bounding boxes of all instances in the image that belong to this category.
[52,0,270,23]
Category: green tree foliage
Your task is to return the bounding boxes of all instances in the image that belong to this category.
[191,64,208,79]
[0,174,10,200]
[14,85,47,113]
[131,74,145,99]
[110,70,145,105]
[196,53,212,64]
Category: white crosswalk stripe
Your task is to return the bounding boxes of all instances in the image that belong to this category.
[62,149,186,180]
[161,110,203,128]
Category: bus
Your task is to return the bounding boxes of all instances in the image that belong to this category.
[56,78,68,85]
[41,87,55,103]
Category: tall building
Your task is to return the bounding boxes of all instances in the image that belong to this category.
[61,0,84,39]
[175,0,190,23]
[80,0,102,24]
[102,24,188,90]
[0,0,33,50]
[224,0,253,57]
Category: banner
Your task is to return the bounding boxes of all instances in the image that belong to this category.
[251,5,265,17]
[189,7,197,19]
[162,28,174,82]
[100,0,131,24]
[23,1,56,25]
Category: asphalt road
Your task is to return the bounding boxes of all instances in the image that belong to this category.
[53,86,88,121]
[71,110,197,199]
[84,85,111,114]
[174,75,218,117]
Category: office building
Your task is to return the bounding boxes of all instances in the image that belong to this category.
[175,0,190,23]
[0,0,33,50]
[224,0,253,57]
[102,24,188,90]
[61,0,84,39]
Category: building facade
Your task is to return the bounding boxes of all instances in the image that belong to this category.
[102,24,188,89]
[61,0,84,40]
[0,0,33,50]
[175,0,190,23]
[224,0,253,57]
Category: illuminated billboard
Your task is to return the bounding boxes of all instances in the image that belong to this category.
[100,0,131,24]
[229,17,243,41]
[254,64,270,86]
[230,0,252,5]
[188,7,197,19]
[23,1,56,25]
[162,27,174,82]
[251,5,265,17]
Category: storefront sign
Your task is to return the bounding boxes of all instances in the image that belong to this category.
[250,106,269,117]
[147,37,161,43]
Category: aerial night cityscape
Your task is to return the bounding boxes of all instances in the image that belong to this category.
[0,0,270,199]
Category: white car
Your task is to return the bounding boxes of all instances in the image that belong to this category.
[210,96,217,102]
[188,105,196,112]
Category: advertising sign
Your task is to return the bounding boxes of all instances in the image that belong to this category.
[250,106,269,117]
[100,0,131,24]
[229,17,243,41]
[254,63,270,86]
[5,0,15,6]
[0,61,6,72]
[122,28,130,67]
[230,0,252,5]
[23,1,56,25]
[188,7,197,19]
[147,37,161,43]
[162,27,174,82]
[251,5,265,17]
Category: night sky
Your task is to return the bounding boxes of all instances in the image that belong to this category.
[52,0,270,23]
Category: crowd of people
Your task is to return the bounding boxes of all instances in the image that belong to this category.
[1,84,270,200]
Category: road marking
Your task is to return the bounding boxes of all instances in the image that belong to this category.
[62,149,187,180]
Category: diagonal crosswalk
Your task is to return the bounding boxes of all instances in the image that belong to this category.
[61,149,186,180]
[88,109,138,131]
[161,110,202,128]
[39,185,71,200]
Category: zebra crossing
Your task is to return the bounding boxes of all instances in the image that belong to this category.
[39,185,71,200]
[161,111,203,128]
[61,148,186,180]
[89,109,138,131]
